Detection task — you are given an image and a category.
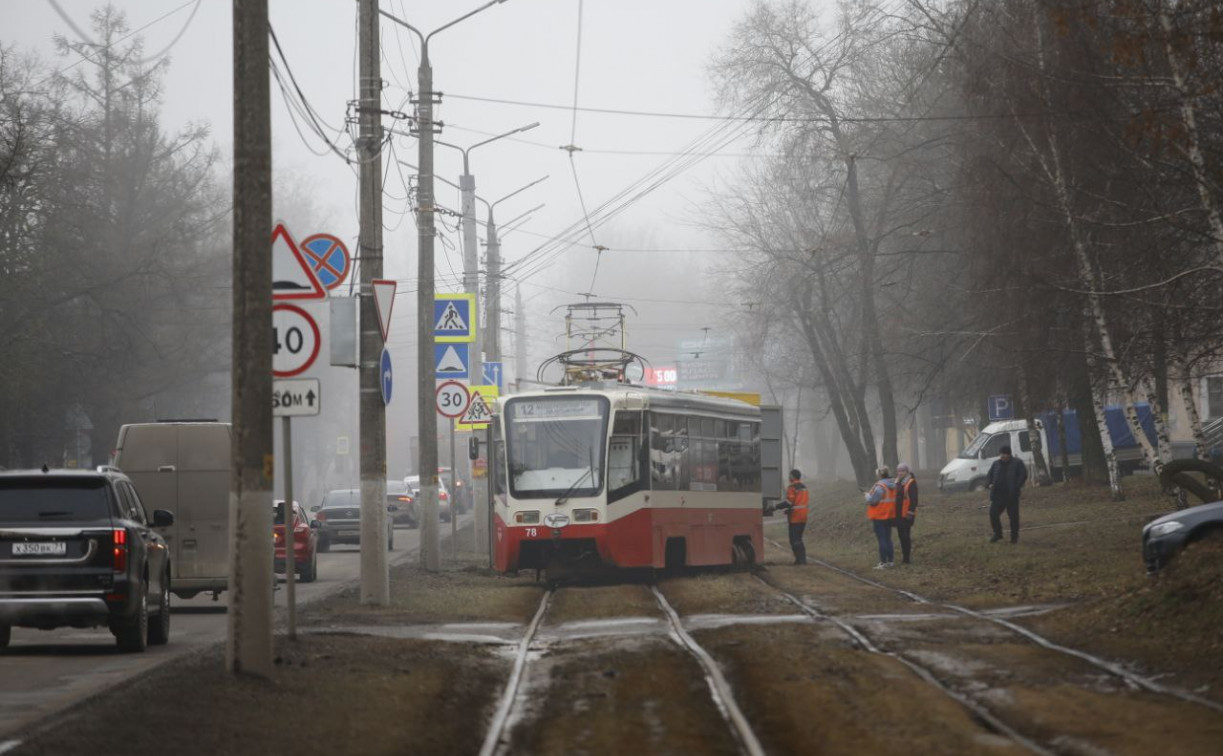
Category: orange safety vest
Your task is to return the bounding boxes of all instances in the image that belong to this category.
[867,480,897,521]
[898,477,916,517]
[785,481,809,524]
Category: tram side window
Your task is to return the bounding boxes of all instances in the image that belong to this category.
[650,413,676,490]
[493,438,507,497]
[609,411,648,503]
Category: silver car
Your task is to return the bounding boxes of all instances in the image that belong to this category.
[312,489,394,552]
[403,475,452,522]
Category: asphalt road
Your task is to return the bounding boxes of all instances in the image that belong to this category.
[0,520,468,740]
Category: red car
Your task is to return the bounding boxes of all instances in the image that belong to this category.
[274,500,319,582]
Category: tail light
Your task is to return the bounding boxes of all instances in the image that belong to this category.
[440,491,448,500]
[274,529,284,545]
[397,496,413,503]
[112,528,128,572]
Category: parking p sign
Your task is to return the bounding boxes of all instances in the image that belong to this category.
[987,395,1013,421]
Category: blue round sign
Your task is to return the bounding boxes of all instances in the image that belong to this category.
[380,347,393,405]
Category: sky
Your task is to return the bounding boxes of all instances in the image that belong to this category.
[5,0,790,470]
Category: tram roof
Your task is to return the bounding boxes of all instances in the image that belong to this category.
[500,382,762,418]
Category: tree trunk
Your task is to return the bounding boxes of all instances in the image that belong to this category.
[1173,352,1209,459]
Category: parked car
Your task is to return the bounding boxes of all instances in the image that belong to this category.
[437,467,471,514]
[386,480,418,528]
[0,467,174,652]
[112,421,231,600]
[1144,458,1223,574]
[274,500,319,582]
[404,475,452,522]
[312,489,395,551]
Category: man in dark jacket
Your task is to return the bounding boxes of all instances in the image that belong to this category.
[987,445,1028,543]
[894,463,918,564]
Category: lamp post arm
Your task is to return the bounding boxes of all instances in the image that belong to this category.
[426,0,506,45]
[491,175,549,215]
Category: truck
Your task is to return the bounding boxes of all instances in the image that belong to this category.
[938,405,1156,492]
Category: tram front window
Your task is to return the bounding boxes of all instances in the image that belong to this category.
[505,396,609,499]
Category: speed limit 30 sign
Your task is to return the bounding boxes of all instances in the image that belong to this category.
[435,380,470,418]
[273,303,321,377]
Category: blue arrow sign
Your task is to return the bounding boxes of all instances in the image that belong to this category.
[482,361,503,391]
[987,394,1012,421]
[381,347,393,405]
[435,343,470,380]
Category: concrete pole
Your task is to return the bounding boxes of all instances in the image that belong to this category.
[486,213,502,366]
[417,43,442,572]
[515,284,526,391]
[458,170,489,554]
[227,0,274,677]
[281,417,296,639]
[357,0,389,604]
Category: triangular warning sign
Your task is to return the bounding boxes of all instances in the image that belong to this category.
[435,301,468,332]
[372,279,396,341]
[458,391,492,425]
[437,345,466,374]
[272,222,327,301]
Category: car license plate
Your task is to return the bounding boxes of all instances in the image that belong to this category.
[339,530,359,537]
[12,541,67,556]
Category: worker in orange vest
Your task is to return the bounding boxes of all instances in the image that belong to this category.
[894,462,918,564]
[864,467,897,569]
[777,469,809,565]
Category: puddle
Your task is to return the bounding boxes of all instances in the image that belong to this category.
[682,613,813,631]
[978,603,1069,619]
[306,622,523,645]
[538,617,667,642]
[905,648,992,678]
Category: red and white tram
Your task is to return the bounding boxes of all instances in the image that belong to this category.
[490,384,765,572]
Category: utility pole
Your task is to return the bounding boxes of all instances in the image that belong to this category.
[379,1,511,572]
[515,284,526,391]
[228,0,273,677]
[358,0,389,603]
[458,166,485,558]
[415,32,442,573]
[485,213,502,369]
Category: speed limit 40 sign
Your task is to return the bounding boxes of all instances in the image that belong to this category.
[435,380,470,418]
[273,303,321,377]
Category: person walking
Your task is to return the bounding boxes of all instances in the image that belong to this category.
[894,463,918,564]
[776,469,809,564]
[864,467,898,569]
[987,445,1028,543]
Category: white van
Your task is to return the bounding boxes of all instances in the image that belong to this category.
[113,422,231,599]
[938,420,1033,493]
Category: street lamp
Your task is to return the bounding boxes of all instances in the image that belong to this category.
[379,1,510,572]
[485,176,548,367]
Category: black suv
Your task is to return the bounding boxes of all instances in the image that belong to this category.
[0,467,174,652]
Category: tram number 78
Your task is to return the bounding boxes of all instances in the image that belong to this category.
[524,528,537,537]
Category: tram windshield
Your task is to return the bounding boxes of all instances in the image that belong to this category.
[504,396,609,499]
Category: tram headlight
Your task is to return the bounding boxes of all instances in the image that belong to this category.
[515,511,540,524]
[572,509,599,522]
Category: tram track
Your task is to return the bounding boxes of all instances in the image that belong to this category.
[480,589,554,756]
[763,536,1223,714]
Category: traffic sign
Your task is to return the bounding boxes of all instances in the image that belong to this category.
[455,384,498,431]
[300,233,351,290]
[272,222,327,301]
[372,279,396,342]
[988,395,1014,421]
[273,378,321,417]
[482,361,503,390]
[435,343,470,380]
[434,293,476,343]
[272,304,321,377]
[436,380,470,418]
[381,347,393,405]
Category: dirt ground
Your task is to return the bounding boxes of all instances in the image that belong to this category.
[790,473,1223,703]
[14,634,504,756]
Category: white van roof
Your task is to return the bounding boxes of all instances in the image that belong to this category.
[981,419,1030,435]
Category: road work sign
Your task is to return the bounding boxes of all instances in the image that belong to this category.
[273,378,321,417]
[434,293,476,343]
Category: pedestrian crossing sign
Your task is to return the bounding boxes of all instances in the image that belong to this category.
[434,293,476,343]
[455,384,498,430]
